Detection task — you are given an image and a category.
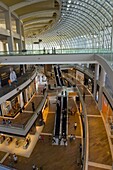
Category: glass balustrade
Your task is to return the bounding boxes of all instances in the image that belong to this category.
[0,48,112,56]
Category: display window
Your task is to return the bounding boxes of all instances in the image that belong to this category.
[1,95,20,117]
[102,94,113,124]
[11,96,20,114]
[1,101,12,116]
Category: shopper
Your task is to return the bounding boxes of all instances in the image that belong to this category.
[20,107,22,113]
[10,68,17,83]
[69,134,73,142]
[32,102,35,111]
[74,122,77,130]
[8,119,11,125]
[63,138,67,146]
[2,119,6,125]
[13,153,18,163]
[32,164,36,170]
[43,85,46,95]
[80,143,82,154]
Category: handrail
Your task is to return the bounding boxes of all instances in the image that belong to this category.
[0,163,16,170]
[24,92,47,130]
[0,93,47,136]
[0,69,37,103]
[0,48,112,56]
[76,87,88,170]
[62,73,88,170]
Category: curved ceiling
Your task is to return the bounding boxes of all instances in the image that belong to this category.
[39,0,113,46]
[0,0,113,47]
[0,0,60,37]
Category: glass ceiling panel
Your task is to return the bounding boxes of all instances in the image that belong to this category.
[25,0,113,50]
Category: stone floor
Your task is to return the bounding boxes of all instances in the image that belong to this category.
[1,74,113,170]
[76,78,112,169]
[3,93,82,170]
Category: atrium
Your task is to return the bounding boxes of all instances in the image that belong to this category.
[0,0,113,170]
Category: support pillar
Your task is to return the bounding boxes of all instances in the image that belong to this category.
[25,89,28,103]
[19,92,24,108]
[16,19,23,51]
[98,67,106,110]
[5,10,14,52]
[111,14,113,53]
[23,65,26,74]
[93,64,99,99]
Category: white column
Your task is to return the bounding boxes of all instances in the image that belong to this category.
[16,19,23,51]
[25,89,28,103]
[87,63,89,68]
[93,64,99,99]
[102,19,106,49]
[21,24,26,49]
[23,65,26,74]
[98,67,106,110]
[5,10,14,52]
[19,92,24,108]
[111,14,113,52]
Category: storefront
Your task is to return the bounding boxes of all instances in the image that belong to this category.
[1,95,20,117]
[102,94,113,124]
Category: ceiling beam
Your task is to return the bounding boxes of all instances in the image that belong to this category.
[23,17,53,26]
[9,0,48,12]
[20,9,58,20]
[24,24,49,30]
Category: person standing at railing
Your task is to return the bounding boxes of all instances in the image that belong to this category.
[9,67,17,85]
[43,47,46,54]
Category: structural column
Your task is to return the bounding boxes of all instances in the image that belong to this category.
[19,92,24,108]
[25,89,28,103]
[23,65,26,74]
[5,10,14,52]
[98,67,106,110]
[111,14,113,52]
[16,19,23,51]
[93,63,99,99]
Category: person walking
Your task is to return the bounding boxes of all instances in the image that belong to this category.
[63,138,67,146]
[13,153,18,163]
[32,102,35,111]
[10,68,17,83]
[20,107,22,113]
[74,122,77,130]
[32,164,38,170]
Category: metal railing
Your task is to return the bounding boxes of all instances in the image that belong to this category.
[76,87,88,170]
[0,48,112,56]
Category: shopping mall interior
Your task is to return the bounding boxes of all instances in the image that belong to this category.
[0,0,113,170]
